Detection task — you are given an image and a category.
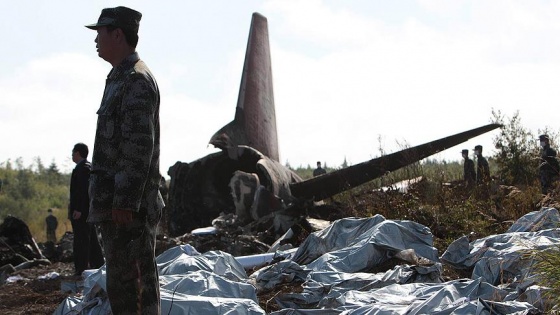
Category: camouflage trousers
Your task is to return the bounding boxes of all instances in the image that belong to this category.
[98,216,161,315]
[540,172,559,194]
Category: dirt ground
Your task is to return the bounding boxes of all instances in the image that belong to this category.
[0,260,307,315]
[0,261,76,315]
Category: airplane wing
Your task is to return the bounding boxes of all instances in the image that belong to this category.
[289,123,502,201]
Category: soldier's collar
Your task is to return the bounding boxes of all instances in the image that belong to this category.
[107,52,140,79]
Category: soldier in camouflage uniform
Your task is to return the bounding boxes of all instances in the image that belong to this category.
[85,6,164,315]
[538,134,560,194]
[461,149,476,187]
[474,145,490,184]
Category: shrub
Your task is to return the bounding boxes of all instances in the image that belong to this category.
[491,109,539,186]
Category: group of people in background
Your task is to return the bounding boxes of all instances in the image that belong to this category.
[462,135,560,194]
[461,145,490,187]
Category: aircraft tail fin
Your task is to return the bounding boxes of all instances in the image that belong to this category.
[210,12,279,161]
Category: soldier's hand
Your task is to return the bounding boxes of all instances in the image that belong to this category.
[72,211,82,220]
[112,209,133,225]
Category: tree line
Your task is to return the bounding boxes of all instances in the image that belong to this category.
[0,158,71,242]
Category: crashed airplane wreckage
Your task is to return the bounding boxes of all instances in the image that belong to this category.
[167,13,501,237]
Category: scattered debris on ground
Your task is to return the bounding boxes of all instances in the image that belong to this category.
[0,182,557,314]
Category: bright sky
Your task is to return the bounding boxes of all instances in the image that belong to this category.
[2,0,559,175]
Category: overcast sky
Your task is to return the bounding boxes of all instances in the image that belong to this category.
[2,0,559,175]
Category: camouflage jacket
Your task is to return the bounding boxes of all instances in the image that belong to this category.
[476,155,490,183]
[88,52,163,223]
[463,158,475,183]
[540,145,559,175]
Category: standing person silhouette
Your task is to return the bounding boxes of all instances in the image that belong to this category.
[85,6,164,314]
[474,145,490,184]
[538,134,559,194]
[461,149,476,187]
[45,208,58,243]
[313,161,327,177]
[69,143,104,276]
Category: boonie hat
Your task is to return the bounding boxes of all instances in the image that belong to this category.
[538,134,550,141]
[85,6,142,33]
[474,145,483,151]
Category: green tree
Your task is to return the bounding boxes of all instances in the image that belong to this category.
[491,109,539,186]
[46,160,65,186]
[0,158,71,242]
[34,157,45,174]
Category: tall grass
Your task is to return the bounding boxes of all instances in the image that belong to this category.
[532,244,560,312]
